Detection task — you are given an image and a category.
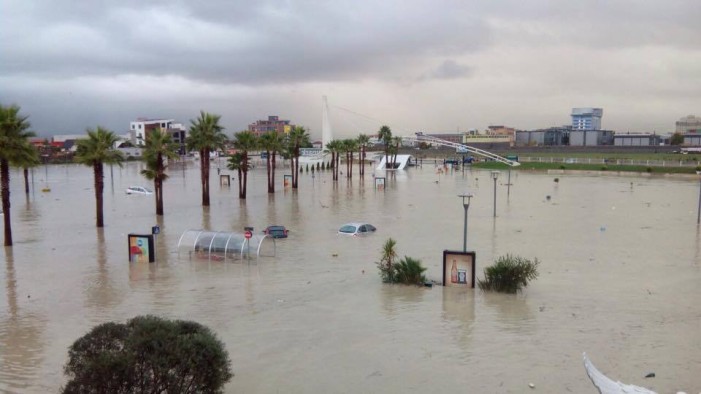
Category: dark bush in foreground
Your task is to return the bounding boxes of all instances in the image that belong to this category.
[393,256,427,285]
[478,254,540,293]
[62,315,233,393]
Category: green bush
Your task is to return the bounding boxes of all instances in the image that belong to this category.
[478,254,540,293]
[377,238,397,283]
[600,166,608,171]
[62,315,233,393]
[393,256,427,285]
[646,166,653,173]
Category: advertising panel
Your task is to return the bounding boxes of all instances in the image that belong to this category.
[442,250,476,288]
[375,177,385,191]
[128,234,155,263]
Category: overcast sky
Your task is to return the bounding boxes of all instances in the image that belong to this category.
[1,0,699,139]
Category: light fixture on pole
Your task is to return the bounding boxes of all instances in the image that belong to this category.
[458,193,474,252]
[491,171,500,218]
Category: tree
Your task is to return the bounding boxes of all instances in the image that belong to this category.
[186,111,227,206]
[377,238,398,283]
[62,315,233,393]
[324,140,341,181]
[227,152,249,198]
[343,139,358,179]
[357,134,370,176]
[378,125,392,170]
[140,128,179,216]
[0,104,38,246]
[20,144,40,195]
[287,126,310,189]
[258,132,283,193]
[670,132,684,145]
[231,131,257,199]
[391,136,402,168]
[74,127,124,228]
[478,254,540,293]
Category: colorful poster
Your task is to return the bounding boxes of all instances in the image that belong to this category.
[443,251,476,288]
[128,234,154,263]
[375,177,385,191]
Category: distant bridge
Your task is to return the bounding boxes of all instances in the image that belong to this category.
[403,134,520,167]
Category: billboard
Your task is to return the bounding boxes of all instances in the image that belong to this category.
[442,250,476,288]
[375,177,385,191]
[128,234,155,263]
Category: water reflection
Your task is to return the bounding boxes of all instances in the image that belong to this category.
[83,229,123,316]
[481,292,535,334]
[0,249,47,392]
[379,284,425,318]
[441,288,475,351]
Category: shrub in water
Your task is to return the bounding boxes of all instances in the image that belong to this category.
[377,238,398,283]
[62,315,233,393]
[393,256,427,285]
[478,254,540,293]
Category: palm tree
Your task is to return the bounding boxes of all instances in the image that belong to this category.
[74,127,124,228]
[343,139,358,179]
[140,128,179,216]
[391,136,403,169]
[186,111,227,206]
[258,132,283,193]
[232,131,257,199]
[287,126,310,189]
[227,152,249,199]
[0,104,38,245]
[377,238,398,283]
[378,125,392,170]
[20,145,40,195]
[324,140,340,182]
[357,134,370,177]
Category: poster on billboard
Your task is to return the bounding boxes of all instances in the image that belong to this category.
[283,174,292,189]
[442,250,476,288]
[128,234,155,263]
[375,177,385,191]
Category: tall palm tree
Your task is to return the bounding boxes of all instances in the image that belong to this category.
[0,104,38,245]
[287,126,310,189]
[357,134,370,177]
[391,136,403,169]
[186,111,227,206]
[378,125,392,170]
[140,128,179,216]
[258,132,283,193]
[226,152,249,199]
[232,131,257,199]
[324,140,340,182]
[343,139,358,179]
[75,127,124,228]
[20,145,40,195]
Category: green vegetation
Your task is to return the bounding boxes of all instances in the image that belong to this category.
[478,254,540,294]
[472,161,698,174]
[75,127,125,228]
[140,128,179,216]
[62,315,232,393]
[376,238,427,285]
[187,111,227,206]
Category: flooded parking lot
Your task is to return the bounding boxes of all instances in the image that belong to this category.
[1,161,699,393]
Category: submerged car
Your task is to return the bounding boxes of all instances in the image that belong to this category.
[338,223,376,236]
[263,225,289,238]
[126,186,153,195]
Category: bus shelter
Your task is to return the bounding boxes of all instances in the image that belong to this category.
[177,229,276,261]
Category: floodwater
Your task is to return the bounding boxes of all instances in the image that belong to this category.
[0,160,699,393]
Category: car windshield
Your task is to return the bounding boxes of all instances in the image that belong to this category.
[339,225,357,233]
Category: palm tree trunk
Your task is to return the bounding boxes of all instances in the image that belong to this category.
[202,148,210,206]
[266,151,272,193]
[1,159,13,246]
[242,152,248,199]
[293,148,299,189]
[23,168,29,194]
[238,168,243,198]
[271,152,276,193]
[360,147,365,176]
[94,161,104,228]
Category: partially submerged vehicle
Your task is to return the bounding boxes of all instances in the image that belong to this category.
[126,186,153,195]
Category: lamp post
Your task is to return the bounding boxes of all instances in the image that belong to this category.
[458,193,474,252]
[697,171,701,225]
[491,171,500,217]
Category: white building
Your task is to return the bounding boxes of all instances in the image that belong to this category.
[130,118,187,146]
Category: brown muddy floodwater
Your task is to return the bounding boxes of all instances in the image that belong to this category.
[0,160,699,393]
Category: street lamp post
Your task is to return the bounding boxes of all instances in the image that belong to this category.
[697,171,701,225]
[458,193,474,252]
[491,171,500,217]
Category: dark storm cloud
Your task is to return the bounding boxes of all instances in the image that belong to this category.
[0,1,489,84]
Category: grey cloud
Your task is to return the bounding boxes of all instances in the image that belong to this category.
[418,60,472,81]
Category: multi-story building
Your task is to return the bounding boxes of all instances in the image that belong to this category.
[675,115,701,134]
[248,116,294,137]
[571,108,603,130]
[129,118,187,147]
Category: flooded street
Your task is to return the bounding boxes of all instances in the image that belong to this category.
[1,160,699,393]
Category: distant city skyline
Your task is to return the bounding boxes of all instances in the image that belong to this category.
[1,1,699,140]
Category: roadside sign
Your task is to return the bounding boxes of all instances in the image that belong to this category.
[245,231,252,239]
